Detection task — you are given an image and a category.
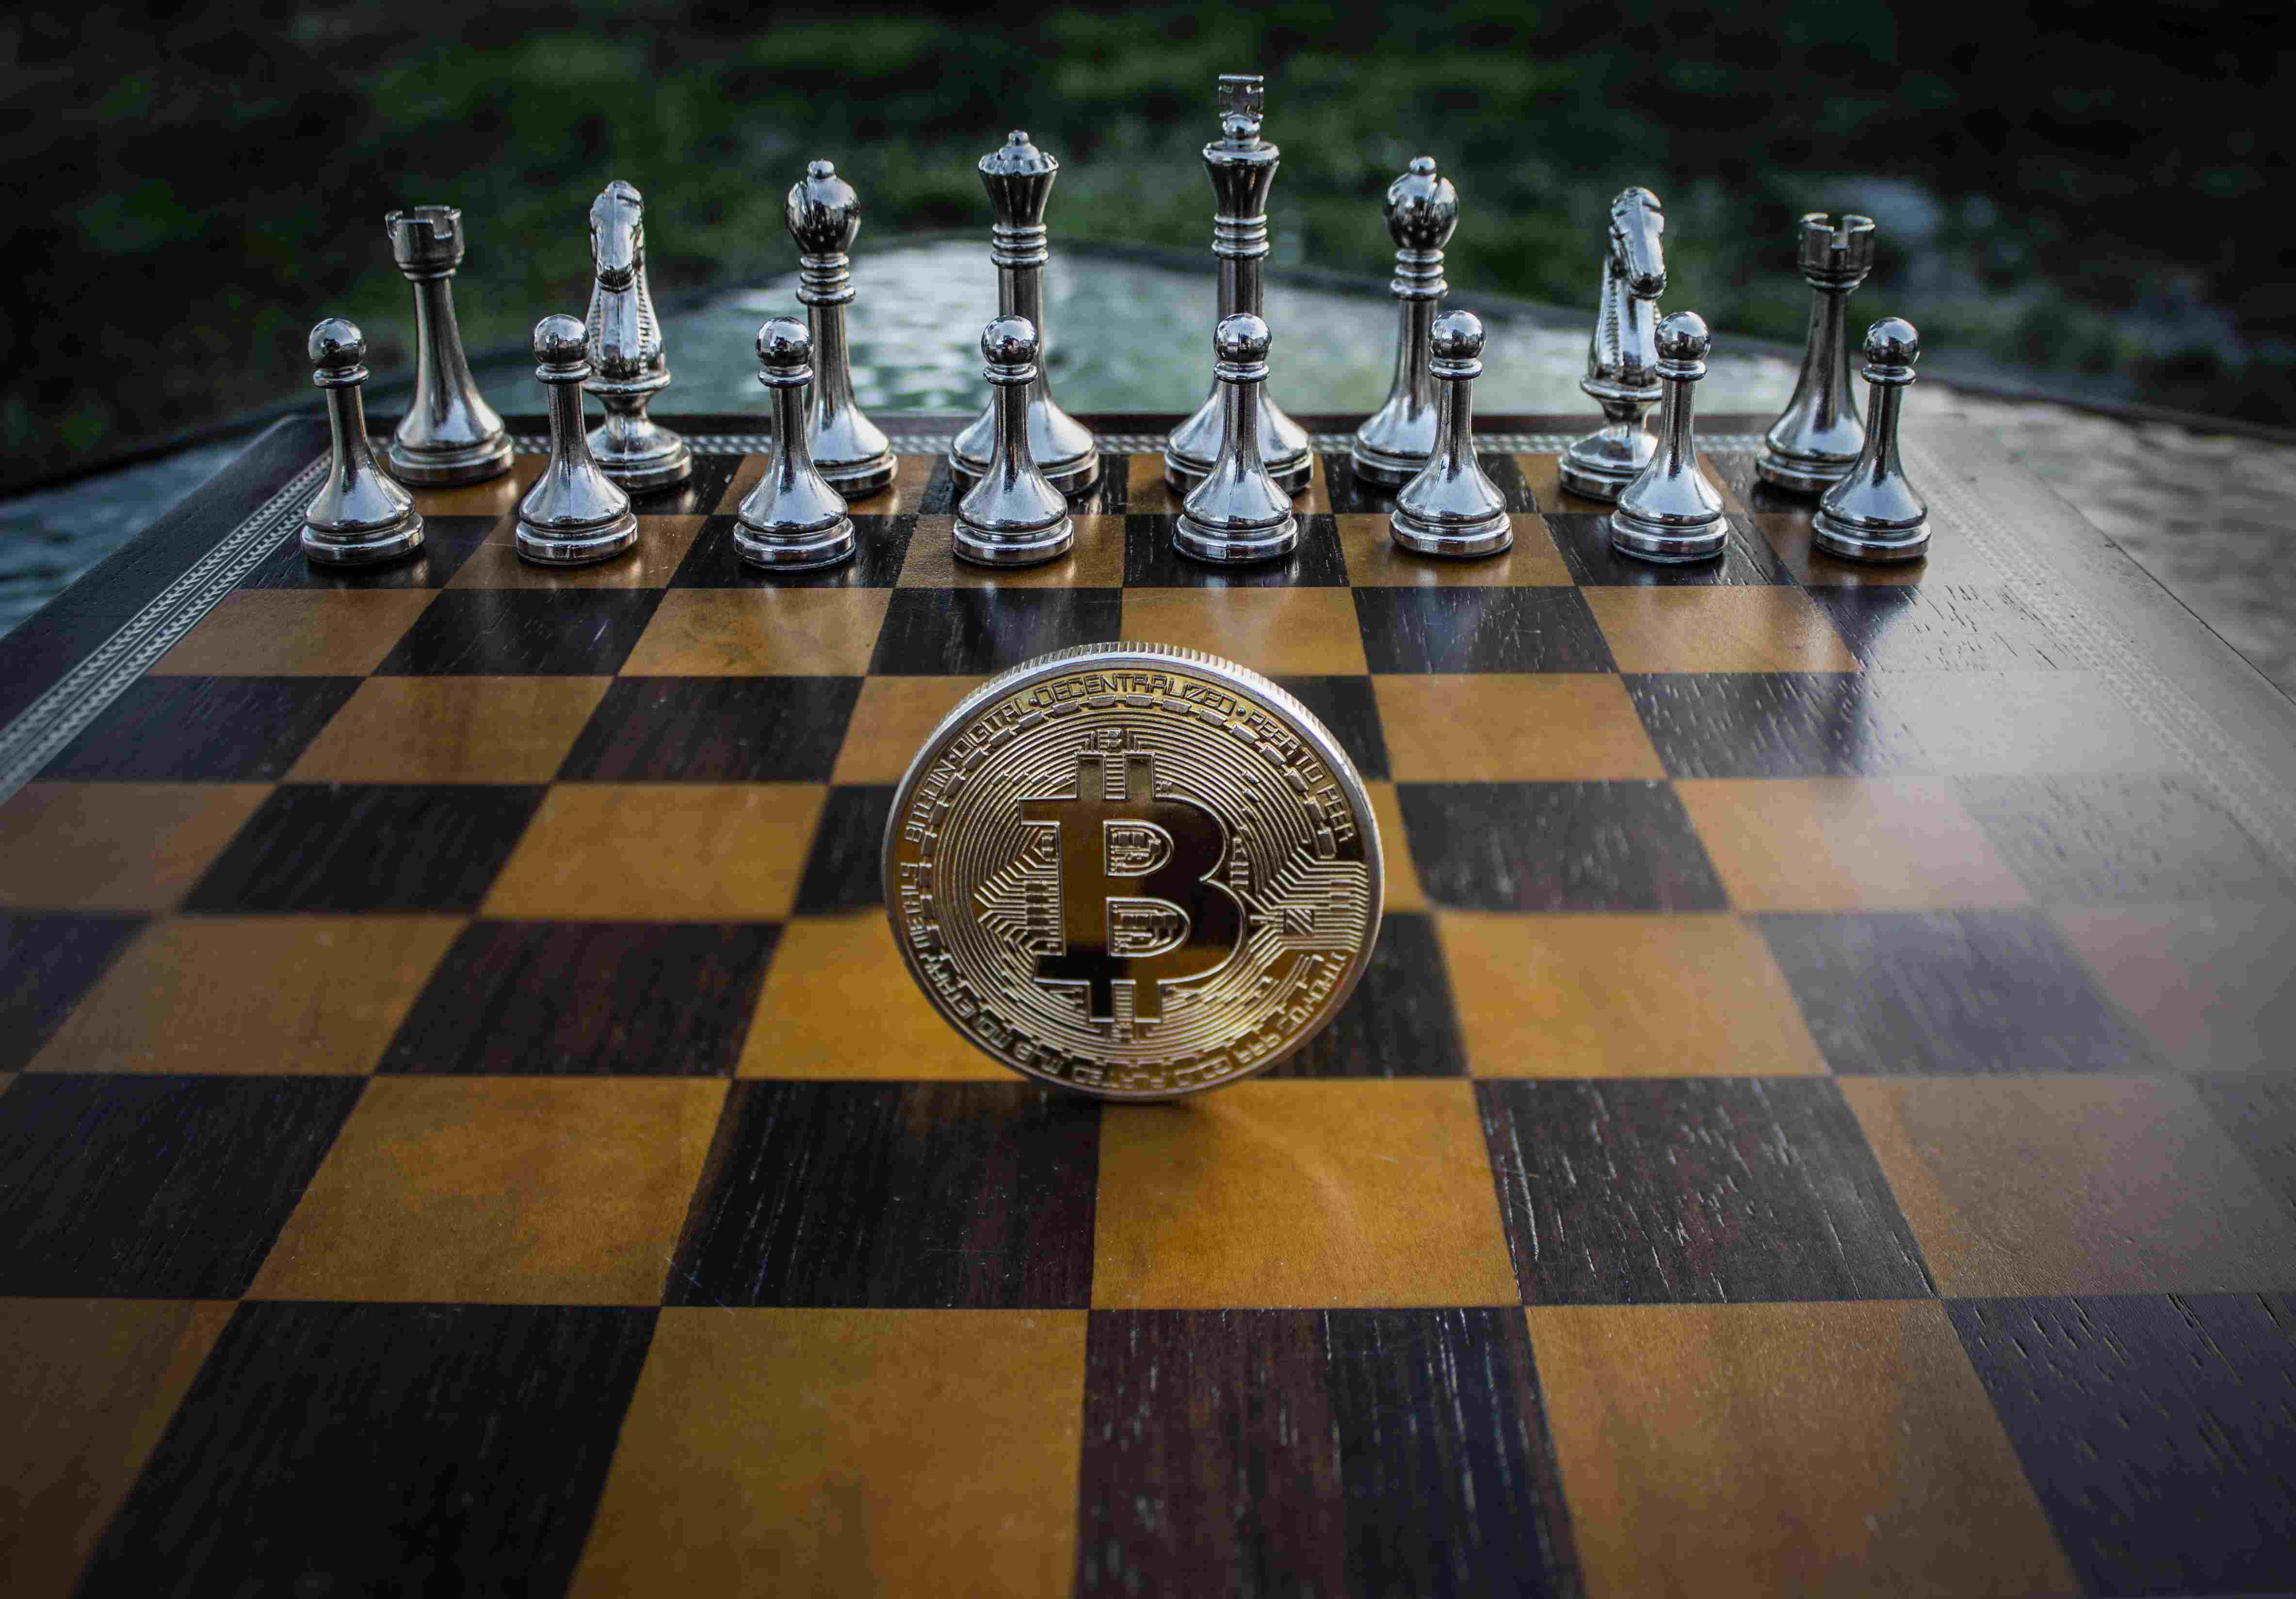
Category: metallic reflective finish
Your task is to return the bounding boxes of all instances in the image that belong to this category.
[1815,318,1931,562]
[1351,156,1459,487]
[735,318,857,571]
[515,315,638,566]
[1164,74,1311,497]
[582,180,692,491]
[1175,315,1298,565]
[1390,310,1511,557]
[302,319,423,567]
[883,641,1383,1098]
[954,317,1074,567]
[1758,213,1877,495]
[382,206,514,487]
[1609,311,1728,563]
[950,132,1099,497]
[784,161,895,498]
[1559,187,1667,502]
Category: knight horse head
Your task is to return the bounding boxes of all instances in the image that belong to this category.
[586,179,664,385]
[1585,186,1666,394]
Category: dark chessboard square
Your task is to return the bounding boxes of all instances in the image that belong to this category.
[375,587,662,675]
[237,515,500,590]
[184,783,543,913]
[1076,1308,1579,1598]
[1624,672,1919,779]
[869,587,1123,675]
[1070,456,1128,513]
[671,513,914,588]
[379,920,778,1076]
[77,1301,655,1598]
[1396,781,1728,912]
[1270,674,1388,780]
[625,450,740,516]
[559,675,861,782]
[794,784,896,912]
[1318,451,1395,515]
[1476,1077,1933,1304]
[1950,1292,2296,1597]
[1268,913,1466,1077]
[41,676,360,781]
[1546,512,1791,587]
[1354,586,1614,674]
[0,1074,359,1295]
[0,911,142,1071]
[2194,1076,2296,1219]
[1123,514,1349,587]
[668,1080,1098,1308]
[1807,584,2074,670]
[1758,910,2162,1074]
[1956,773,2293,904]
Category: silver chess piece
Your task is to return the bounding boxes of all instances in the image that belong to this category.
[1351,156,1459,487]
[583,180,692,490]
[383,206,514,486]
[1164,74,1312,497]
[1175,313,1298,565]
[949,131,1099,497]
[1757,213,1877,495]
[515,315,638,566]
[1559,187,1667,502]
[1814,318,1930,563]
[1390,310,1511,558]
[302,319,423,567]
[735,318,857,571]
[785,160,895,498]
[1609,311,1728,563]
[954,317,1074,567]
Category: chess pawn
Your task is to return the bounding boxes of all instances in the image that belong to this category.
[1175,314,1298,565]
[1350,156,1459,487]
[1757,213,1877,495]
[301,319,424,567]
[954,317,1074,567]
[1814,318,1930,562]
[383,205,514,486]
[1559,187,1666,501]
[1164,74,1312,496]
[515,315,639,565]
[736,318,857,571]
[1609,311,1728,563]
[583,180,692,490]
[1390,310,1511,557]
[785,160,895,497]
[949,131,1099,496]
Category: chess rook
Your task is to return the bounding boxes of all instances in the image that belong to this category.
[1351,156,1459,487]
[953,317,1075,567]
[301,319,423,567]
[515,315,639,566]
[583,180,692,490]
[949,131,1099,496]
[1390,310,1511,558]
[1559,187,1667,502]
[785,160,895,498]
[1758,213,1877,495]
[1609,310,1729,563]
[383,206,514,486]
[735,318,857,571]
[1814,318,1930,562]
[1174,313,1298,565]
[1164,74,1311,496]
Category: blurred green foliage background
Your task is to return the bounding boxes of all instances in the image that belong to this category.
[4,0,2288,488]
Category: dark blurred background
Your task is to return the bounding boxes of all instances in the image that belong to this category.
[3,0,2289,491]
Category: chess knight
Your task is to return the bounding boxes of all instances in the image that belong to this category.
[1560,187,1668,501]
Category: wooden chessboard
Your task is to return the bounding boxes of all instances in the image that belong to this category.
[3,411,2294,1597]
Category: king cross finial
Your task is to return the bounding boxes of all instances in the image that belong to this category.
[1217,73,1264,142]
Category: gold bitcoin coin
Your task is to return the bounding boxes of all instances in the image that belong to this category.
[882,642,1384,1099]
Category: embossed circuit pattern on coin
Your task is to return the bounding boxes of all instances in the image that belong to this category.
[884,643,1384,1098]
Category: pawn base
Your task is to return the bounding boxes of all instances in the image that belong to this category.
[516,510,640,566]
[735,515,857,571]
[1754,445,1857,499]
[589,429,694,493]
[1347,439,1429,488]
[1174,512,1298,566]
[303,513,425,568]
[951,447,1101,500]
[388,433,515,487]
[818,452,897,501]
[954,514,1074,568]
[1813,510,1929,564]
[1390,505,1512,559]
[1164,450,1313,500]
[1608,506,1728,565]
